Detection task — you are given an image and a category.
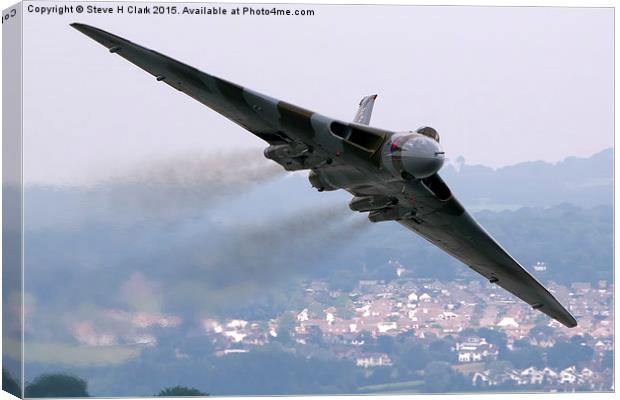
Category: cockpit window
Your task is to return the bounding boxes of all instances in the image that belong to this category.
[416,126,440,143]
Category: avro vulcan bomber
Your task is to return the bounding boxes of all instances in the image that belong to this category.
[71,23,577,328]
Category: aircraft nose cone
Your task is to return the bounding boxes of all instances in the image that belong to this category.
[400,136,445,178]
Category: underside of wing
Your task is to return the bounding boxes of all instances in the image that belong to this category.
[71,23,319,148]
[393,175,577,328]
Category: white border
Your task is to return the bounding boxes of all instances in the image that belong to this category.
[0,1,615,400]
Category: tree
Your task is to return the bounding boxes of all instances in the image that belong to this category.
[364,366,394,385]
[397,344,430,375]
[422,361,466,393]
[460,327,507,351]
[396,329,417,343]
[487,360,513,378]
[427,339,454,362]
[375,335,397,354]
[476,328,507,346]
[502,345,545,369]
[25,374,89,397]
[156,386,208,396]
[274,312,296,344]
[3,369,20,397]
[601,351,613,370]
[547,340,594,369]
[530,320,553,338]
[305,325,323,345]
[513,338,529,348]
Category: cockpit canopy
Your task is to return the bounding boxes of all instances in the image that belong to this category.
[416,126,440,143]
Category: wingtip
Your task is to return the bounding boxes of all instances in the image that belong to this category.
[559,313,578,328]
[70,22,86,30]
[564,309,578,328]
[70,22,96,36]
[69,23,131,52]
[557,309,578,328]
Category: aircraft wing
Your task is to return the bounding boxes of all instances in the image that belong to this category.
[394,175,577,327]
[71,23,324,148]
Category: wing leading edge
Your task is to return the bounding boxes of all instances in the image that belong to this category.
[397,176,577,328]
[70,23,313,147]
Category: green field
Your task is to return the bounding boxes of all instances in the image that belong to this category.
[357,380,424,394]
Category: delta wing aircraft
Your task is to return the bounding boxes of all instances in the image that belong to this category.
[71,23,577,328]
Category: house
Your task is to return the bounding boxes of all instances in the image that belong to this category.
[297,309,309,322]
[458,351,483,363]
[559,367,577,384]
[440,311,458,320]
[356,353,392,368]
[474,368,525,387]
[203,319,224,334]
[571,282,592,295]
[223,330,247,343]
[497,317,519,328]
[529,336,556,348]
[533,262,547,272]
[595,339,613,351]
[455,336,498,363]
[377,321,397,333]
[222,348,249,355]
[356,304,371,317]
[542,367,558,382]
[506,370,528,385]
[521,367,545,385]
[580,367,594,381]
[419,293,432,302]
[227,320,248,329]
[472,371,490,386]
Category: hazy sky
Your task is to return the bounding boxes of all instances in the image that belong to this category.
[21,3,613,184]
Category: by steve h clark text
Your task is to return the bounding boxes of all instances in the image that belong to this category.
[21,4,316,17]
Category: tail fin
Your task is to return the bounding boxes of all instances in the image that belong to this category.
[353,94,377,125]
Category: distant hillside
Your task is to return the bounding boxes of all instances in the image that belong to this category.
[344,203,612,287]
[441,148,613,210]
[24,148,613,230]
[21,149,613,321]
